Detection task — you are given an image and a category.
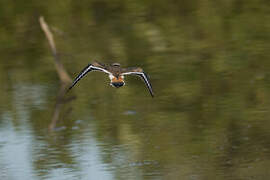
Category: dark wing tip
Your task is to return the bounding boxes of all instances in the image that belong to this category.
[65,85,73,94]
[122,69,154,98]
[141,72,154,98]
[67,83,75,91]
[151,90,154,97]
[67,64,93,92]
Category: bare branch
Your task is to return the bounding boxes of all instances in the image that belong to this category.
[39,16,72,85]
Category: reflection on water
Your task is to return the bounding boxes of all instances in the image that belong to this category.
[1,0,270,179]
[0,113,113,180]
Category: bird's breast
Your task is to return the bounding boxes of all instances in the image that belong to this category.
[110,75,125,88]
[112,76,123,82]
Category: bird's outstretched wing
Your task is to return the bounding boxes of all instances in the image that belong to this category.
[68,62,110,91]
[121,67,154,97]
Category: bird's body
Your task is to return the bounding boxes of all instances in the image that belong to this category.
[68,62,154,97]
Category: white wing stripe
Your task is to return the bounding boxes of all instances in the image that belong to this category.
[121,71,154,97]
[68,64,111,91]
[76,65,92,81]
[92,66,111,74]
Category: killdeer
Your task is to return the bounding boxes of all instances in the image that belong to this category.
[68,62,154,97]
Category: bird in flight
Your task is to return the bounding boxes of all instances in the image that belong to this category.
[68,62,154,97]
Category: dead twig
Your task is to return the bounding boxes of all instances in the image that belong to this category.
[39,16,75,131]
[39,16,72,85]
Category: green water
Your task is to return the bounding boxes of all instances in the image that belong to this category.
[1,0,270,179]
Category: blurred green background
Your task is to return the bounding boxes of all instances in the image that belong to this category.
[0,0,270,179]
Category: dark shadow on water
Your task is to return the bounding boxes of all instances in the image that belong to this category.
[49,84,76,131]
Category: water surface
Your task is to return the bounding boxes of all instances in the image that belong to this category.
[0,1,270,179]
